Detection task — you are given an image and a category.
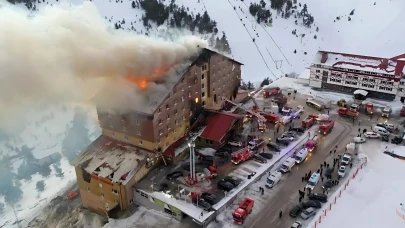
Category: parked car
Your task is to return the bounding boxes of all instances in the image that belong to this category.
[338,166,346,178]
[280,135,295,142]
[391,136,403,144]
[377,123,394,132]
[301,200,321,209]
[276,137,290,146]
[282,131,296,138]
[223,176,240,187]
[289,204,303,217]
[291,126,305,133]
[228,141,242,147]
[201,192,217,205]
[300,207,317,220]
[159,183,170,192]
[308,193,328,203]
[353,137,366,143]
[364,131,380,138]
[217,180,235,192]
[193,199,211,211]
[325,167,334,177]
[260,153,274,159]
[322,180,334,190]
[166,171,183,180]
[253,154,267,164]
[214,151,229,158]
[267,143,281,152]
[291,221,302,228]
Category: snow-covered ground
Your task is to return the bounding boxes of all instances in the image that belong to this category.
[263,76,405,113]
[1,0,405,227]
[307,142,405,228]
[0,104,100,227]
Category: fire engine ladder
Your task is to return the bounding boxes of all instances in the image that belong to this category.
[251,96,259,109]
[222,97,267,122]
[231,147,250,156]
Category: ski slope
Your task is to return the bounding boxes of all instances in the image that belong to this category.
[307,142,405,228]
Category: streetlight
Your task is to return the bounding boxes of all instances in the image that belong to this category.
[188,141,196,184]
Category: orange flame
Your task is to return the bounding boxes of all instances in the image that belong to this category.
[124,64,176,89]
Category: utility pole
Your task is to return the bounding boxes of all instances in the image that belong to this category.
[12,204,23,228]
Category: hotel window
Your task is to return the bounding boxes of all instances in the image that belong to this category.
[202,74,205,80]
[159,130,163,136]
[87,187,90,192]
[315,70,320,73]
[166,104,169,109]
[136,120,140,125]
[202,92,205,97]
[175,109,178,115]
[123,126,127,132]
[130,199,134,204]
[137,130,141,136]
[158,108,161,114]
[167,114,170,119]
[182,96,185,102]
[174,99,178,105]
[202,83,205,89]
[159,119,162,125]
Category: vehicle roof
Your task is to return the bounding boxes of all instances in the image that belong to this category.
[343,154,352,158]
[305,207,315,212]
[309,172,320,181]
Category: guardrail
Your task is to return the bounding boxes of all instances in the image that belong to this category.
[312,158,368,228]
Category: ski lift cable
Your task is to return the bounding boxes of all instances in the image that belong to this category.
[225,0,277,79]
[239,1,292,66]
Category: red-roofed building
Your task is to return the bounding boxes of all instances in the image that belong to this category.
[197,111,243,149]
[309,51,405,101]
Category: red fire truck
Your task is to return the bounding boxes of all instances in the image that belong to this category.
[365,102,375,115]
[338,107,359,118]
[301,115,316,128]
[233,198,255,224]
[305,135,319,152]
[318,119,335,135]
[231,147,255,165]
[263,88,281,98]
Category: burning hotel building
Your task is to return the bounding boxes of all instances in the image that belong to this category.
[71,48,243,215]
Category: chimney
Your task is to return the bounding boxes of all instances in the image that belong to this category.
[321,52,328,63]
[380,59,388,69]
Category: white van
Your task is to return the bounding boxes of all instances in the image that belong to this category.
[373,126,389,136]
[280,157,296,173]
[306,172,320,190]
[266,171,282,188]
[294,149,309,164]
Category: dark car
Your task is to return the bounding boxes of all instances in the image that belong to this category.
[159,183,170,192]
[322,180,334,190]
[391,136,403,144]
[325,167,334,177]
[276,137,290,146]
[267,143,281,152]
[166,171,183,180]
[291,126,305,133]
[253,154,267,164]
[218,146,232,153]
[201,192,217,205]
[193,199,212,211]
[215,151,229,158]
[260,153,274,159]
[308,193,328,203]
[223,176,240,187]
[289,204,303,217]
[301,200,322,209]
[217,180,235,192]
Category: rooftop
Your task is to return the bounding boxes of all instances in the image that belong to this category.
[312,51,405,76]
[200,111,243,141]
[94,48,243,115]
[71,135,150,184]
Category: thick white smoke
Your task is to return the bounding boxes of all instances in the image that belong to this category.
[0,1,207,132]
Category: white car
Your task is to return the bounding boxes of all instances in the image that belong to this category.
[338,166,346,177]
[291,221,302,228]
[228,141,242,147]
[364,131,380,138]
[353,137,366,143]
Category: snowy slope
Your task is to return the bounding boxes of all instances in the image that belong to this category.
[14,0,405,82]
[307,142,405,228]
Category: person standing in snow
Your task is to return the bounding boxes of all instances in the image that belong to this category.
[279,210,282,218]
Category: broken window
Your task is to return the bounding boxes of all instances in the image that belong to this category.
[112,189,119,195]
[82,170,91,183]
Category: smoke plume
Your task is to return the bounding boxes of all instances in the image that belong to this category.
[0,1,207,131]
